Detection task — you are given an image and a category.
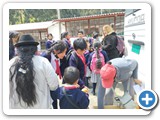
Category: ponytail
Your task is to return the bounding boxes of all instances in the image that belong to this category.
[95,47,102,69]
[61,32,68,40]
[10,45,37,107]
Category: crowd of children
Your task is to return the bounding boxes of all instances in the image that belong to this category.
[9,24,142,109]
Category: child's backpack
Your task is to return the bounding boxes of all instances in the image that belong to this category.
[116,35,125,55]
[66,49,78,66]
[90,51,105,74]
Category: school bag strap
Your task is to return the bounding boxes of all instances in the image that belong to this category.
[62,87,80,109]
[66,49,73,61]
[66,49,78,65]
[72,51,79,65]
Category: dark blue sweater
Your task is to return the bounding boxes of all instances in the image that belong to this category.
[63,39,73,54]
[84,51,90,65]
[51,87,89,109]
[69,53,86,81]
[46,40,54,49]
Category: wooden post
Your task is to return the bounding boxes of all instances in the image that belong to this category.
[88,19,90,36]
[114,16,116,32]
[65,22,67,31]
[57,9,61,39]
[39,31,42,40]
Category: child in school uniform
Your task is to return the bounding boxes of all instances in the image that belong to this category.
[69,38,87,89]
[43,40,67,109]
[88,41,109,95]
[60,31,73,76]
[45,33,54,50]
[61,31,73,54]
[93,32,100,43]
[84,39,92,87]
[44,40,67,78]
[51,66,89,109]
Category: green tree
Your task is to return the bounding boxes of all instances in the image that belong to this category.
[9,9,57,25]
[9,9,125,25]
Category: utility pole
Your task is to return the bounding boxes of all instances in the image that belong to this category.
[57,9,61,39]
[101,9,103,14]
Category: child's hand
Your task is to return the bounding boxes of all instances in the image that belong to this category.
[89,48,94,52]
[81,86,89,93]
[75,84,80,88]
[134,79,142,86]
[102,35,105,39]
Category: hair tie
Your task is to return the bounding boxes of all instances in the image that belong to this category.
[18,68,26,74]
[18,67,28,74]
[107,61,112,65]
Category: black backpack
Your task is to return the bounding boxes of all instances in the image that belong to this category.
[66,49,78,66]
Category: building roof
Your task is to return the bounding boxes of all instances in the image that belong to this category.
[53,12,125,22]
[9,21,57,31]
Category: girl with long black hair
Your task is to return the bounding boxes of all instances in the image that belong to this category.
[88,41,109,95]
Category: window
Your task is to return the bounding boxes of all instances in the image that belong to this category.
[65,16,124,37]
[125,9,140,17]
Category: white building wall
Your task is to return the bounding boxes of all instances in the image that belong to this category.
[48,23,65,40]
[124,9,151,88]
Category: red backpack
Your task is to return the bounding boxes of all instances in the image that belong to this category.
[90,50,105,74]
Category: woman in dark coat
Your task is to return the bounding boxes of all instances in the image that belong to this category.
[102,25,119,60]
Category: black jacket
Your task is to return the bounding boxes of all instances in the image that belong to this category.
[102,32,119,60]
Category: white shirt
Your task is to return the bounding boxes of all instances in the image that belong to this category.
[9,56,59,109]
[51,53,60,71]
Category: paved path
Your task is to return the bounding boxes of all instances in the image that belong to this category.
[88,82,125,109]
